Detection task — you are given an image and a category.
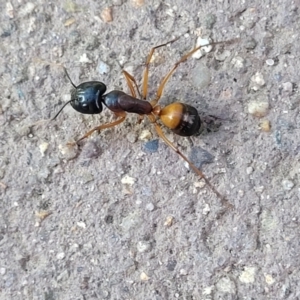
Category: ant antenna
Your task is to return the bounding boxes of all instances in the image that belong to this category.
[52,100,73,120]
[52,67,77,120]
[63,67,77,88]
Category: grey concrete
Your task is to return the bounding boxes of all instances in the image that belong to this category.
[1,0,299,299]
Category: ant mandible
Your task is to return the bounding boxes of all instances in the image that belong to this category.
[53,37,234,206]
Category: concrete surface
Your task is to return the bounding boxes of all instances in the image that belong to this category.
[1,0,300,299]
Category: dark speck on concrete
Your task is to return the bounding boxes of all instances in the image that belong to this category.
[166,259,177,271]
[189,146,214,169]
[142,139,159,153]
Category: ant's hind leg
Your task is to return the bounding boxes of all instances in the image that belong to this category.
[151,120,232,209]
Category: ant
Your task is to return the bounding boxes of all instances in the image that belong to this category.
[52,37,235,207]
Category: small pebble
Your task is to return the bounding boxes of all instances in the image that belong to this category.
[56,252,65,260]
[64,1,78,13]
[282,179,294,191]
[137,241,151,253]
[126,132,138,144]
[265,274,275,285]
[231,56,245,69]
[52,46,63,57]
[131,0,144,7]
[59,143,78,160]
[194,180,206,189]
[118,55,127,66]
[239,267,256,283]
[101,7,113,22]
[191,63,211,89]
[264,215,279,234]
[259,120,271,132]
[180,269,188,275]
[202,203,210,215]
[81,173,94,184]
[70,244,79,252]
[192,37,213,59]
[216,277,236,294]
[282,82,293,92]
[77,221,86,229]
[142,139,159,154]
[149,51,164,65]
[64,17,76,27]
[238,190,245,197]
[19,2,35,17]
[97,60,110,75]
[121,175,136,185]
[203,286,213,295]
[164,216,174,227]
[254,186,265,193]
[251,72,265,87]
[120,211,139,231]
[139,129,152,141]
[35,210,52,221]
[145,202,155,211]
[166,259,177,271]
[246,167,253,174]
[189,146,214,169]
[140,272,150,281]
[79,53,92,63]
[266,59,274,66]
[39,142,49,156]
[0,268,6,275]
[248,101,269,117]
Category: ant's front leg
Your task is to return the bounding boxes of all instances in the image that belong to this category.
[67,112,126,146]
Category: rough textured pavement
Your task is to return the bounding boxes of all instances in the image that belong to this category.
[1,0,300,299]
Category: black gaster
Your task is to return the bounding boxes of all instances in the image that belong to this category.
[103,90,152,114]
[172,104,201,136]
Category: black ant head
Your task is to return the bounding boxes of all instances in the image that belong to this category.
[52,68,107,120]
[70,81,106,114]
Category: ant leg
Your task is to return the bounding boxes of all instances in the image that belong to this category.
[151,39,238,107]
[70,112,126,145]
[150,117,232,208]
[122,70,145,123]
[122,70,141,98]
[142,37,181,100]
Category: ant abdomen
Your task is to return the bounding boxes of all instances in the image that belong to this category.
[159,102,201,136]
